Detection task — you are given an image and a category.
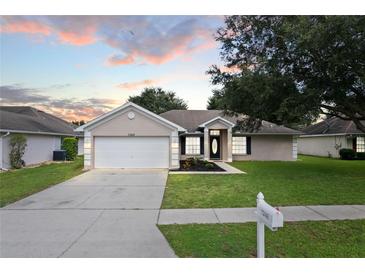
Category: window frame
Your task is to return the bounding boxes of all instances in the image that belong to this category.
[232,136,247,155]
[356,136,365,153]
[210,130,220,136]
[185,136,201,155]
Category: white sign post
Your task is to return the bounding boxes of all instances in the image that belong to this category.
[256,192,284,258]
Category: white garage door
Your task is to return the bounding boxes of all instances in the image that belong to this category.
[94,137,169,168]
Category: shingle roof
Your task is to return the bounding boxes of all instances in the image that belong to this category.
[159,110,301,135]
[0,106,77,136]
[303,117,365,135]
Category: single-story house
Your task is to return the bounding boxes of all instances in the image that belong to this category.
[0,106,82,169]
[75,102,301,170]
[298,117,365,158]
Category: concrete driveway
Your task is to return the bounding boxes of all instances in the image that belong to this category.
[0,169,176,258]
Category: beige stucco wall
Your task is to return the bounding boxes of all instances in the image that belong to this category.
[298,135,351,158]
[90,108,173,136]
[233,135,295,161]
[180,154,204,160]
[1,133,61,169]
[206,120,230,130]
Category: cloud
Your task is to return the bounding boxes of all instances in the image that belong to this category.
[57,26,97,46]
[0,18,51,35]
[0,16,222,64]
[105,17,219,66]
[116,79,158,91]
[0,85,119,121]
[107,54,135,66]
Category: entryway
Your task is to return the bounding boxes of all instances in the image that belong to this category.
[209,129,221,160]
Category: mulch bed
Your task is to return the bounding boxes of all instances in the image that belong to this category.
[178,160,225,172]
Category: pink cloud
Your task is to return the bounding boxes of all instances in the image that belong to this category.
[219,65,241,73]
[107,54,135,66]
[0,20,51,35]
[0,16,98,46]
[116,79,158,91]
[58,26,97,46]
[1,16,223,65]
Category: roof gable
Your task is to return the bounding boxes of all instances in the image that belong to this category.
[199,116,235,128]
[76,102,186,132]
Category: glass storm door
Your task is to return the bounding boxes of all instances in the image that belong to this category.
[210,136,221,159]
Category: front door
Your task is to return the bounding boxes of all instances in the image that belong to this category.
[210,136,221,159]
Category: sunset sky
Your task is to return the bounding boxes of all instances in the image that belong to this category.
[0,16,226,122]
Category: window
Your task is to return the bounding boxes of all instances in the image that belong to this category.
[186,137,201,155]
[357,137,365,152]
[210,130,220,136]
[232,136,247,154]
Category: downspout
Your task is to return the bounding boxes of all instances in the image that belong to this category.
[0,132,10,171]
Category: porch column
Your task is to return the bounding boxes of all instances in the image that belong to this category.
[170,131,180,169]
[204,128,209,160]
[83,130,92,170]
[227,127,232,162]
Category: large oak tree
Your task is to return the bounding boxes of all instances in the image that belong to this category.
[208,16,365,132]
[128,87,188,114]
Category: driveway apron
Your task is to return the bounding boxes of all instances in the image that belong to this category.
[0,169,176,258]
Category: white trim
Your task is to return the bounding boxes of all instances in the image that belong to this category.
[299,133,351,138]
[0,129,76,137]
[235,132,301,136]
[300,133,346,137]
[198,116,235,128]
[75,102,186,132]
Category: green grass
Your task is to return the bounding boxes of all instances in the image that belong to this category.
[162,155,365,208]
[0,157,84,207]
[159,219,365,258]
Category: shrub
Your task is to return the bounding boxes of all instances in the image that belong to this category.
[9,134,27,169]
[356,152,365,160]
[61,137,78,161]
[204,162,214,169]
[339,148,356,160]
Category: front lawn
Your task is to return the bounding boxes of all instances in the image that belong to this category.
[159,219,365,258]
[0,156,84,207]
[162,155,365,208]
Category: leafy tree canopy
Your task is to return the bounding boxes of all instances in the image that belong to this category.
[208,16,365,132]
[128,87,188,114]
[71,120,85,126]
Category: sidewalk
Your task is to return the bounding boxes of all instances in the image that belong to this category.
[158,205,365,225]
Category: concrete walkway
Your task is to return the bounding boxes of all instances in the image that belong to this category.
[158,205,365,225]
[0,169,176,258]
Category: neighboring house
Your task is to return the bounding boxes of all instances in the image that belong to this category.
[0,106,82,169]
[298,117,365,158]
[76,102,301,170]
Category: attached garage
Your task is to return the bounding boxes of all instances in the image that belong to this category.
[94,136,169,168]
[76,102,184,170]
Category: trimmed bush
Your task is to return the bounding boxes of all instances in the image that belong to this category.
[9,134,27,169]
[339,148,356,160]
[61,137,78,161]
[356,152,365,160]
